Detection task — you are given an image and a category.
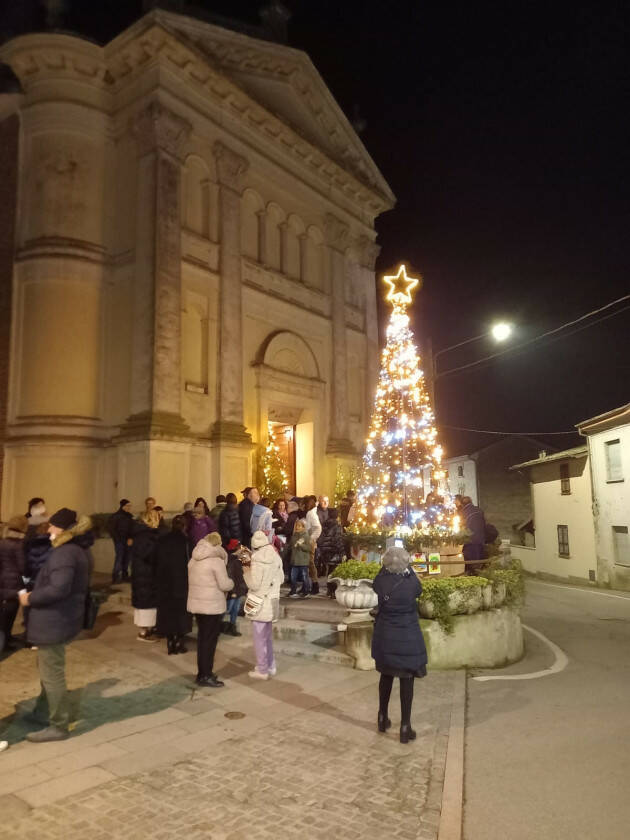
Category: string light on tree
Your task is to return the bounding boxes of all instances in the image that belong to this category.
[353,263,459,539]
[258,421,289,499]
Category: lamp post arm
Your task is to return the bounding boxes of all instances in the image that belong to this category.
[433,331,488,378]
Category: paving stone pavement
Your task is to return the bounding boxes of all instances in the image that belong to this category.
[0,599,456,839]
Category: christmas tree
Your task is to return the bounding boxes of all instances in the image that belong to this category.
[353,265,459,539]
[258,422,289,500]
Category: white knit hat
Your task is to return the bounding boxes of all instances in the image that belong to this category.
[251,530,270,549]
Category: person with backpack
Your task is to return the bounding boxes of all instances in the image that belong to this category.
[108,499,134,583]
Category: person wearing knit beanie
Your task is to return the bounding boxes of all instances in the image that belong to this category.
[48,508,78,533]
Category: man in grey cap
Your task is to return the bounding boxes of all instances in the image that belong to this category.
[18,507,91,742]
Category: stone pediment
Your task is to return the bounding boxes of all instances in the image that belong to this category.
[152,9,395,204]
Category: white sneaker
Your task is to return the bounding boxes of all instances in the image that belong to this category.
[0,740,8,753]
[268,666,277,677]
[248,670,269,681]
[289,593,300,599]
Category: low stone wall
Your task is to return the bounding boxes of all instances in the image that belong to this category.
[421,607,523,669]
[339,607,523,671]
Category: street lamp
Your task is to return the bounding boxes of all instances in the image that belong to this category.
[491,322,512,342]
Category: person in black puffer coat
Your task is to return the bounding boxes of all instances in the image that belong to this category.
[371,547,427,745]
[218,493,242,546]
[0,515,28,652]
[155,515,193,655]
[130,510,161,641]
[19,509,92,742]
[316,508,345,574]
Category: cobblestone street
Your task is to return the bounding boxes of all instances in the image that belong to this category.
[0,599,457,839]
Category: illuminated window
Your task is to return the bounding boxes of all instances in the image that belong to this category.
[557,525,570,558]
[605,440,623,482]
[560,463,571,495]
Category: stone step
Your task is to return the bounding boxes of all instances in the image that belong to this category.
[270,638,353,667]
[102,584,348,626]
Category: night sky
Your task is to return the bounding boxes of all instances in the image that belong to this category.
[3,0,628,456]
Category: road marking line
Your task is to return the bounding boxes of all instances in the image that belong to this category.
[471,624,568,682]
[531,580,630,601]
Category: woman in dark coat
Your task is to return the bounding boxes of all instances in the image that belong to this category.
[371,547,427,744]
[0,515,28,652]
[130,511,161,641]
[155,515,193,654]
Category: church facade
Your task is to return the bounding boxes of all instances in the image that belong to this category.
[0,7,395,516]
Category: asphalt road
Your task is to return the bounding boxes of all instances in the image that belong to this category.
[465,579,630,840]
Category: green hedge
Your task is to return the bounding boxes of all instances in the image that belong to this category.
[418,575,489,634]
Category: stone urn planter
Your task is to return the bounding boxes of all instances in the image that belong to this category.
[330,577,378,616]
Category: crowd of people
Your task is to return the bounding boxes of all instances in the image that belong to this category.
[0,486,494,749]
[0,487,358,745]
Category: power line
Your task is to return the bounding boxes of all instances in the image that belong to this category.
[436,294,630,380]
[441,424,577,436]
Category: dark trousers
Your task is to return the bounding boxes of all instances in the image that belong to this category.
[463,543,485,575]
[290,566,311,595]
[0,599,19,652]
[34,644,70,730]
[195,614,223,679]
[113,540,129,578]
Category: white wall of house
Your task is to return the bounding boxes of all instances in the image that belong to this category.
[443,456,478,504]
[585,421,630,588]
[510,453,597,583]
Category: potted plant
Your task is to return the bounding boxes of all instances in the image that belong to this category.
[329,560,381,613]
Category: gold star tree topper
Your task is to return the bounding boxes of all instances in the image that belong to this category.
[383,264,422,306]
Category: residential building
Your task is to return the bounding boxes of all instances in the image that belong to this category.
[0,6,394,516]
[440,435,554,537]
[577,404,630,589]
[510,446,597,584]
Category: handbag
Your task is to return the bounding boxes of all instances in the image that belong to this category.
[370,573,407,619]
[243,592,264,617]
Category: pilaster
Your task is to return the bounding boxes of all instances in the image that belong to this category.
[210,140,252,446]
[325,212,355,456]
[121,99,191,440]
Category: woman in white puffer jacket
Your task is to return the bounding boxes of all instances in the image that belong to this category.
[187,532,232,688]
[247,530,284,680]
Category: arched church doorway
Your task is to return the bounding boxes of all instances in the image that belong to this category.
[253,331,324,496]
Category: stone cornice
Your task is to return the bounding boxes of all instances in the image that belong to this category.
[0,21,395,218]
[0,33,109,89]
[213,140,248,192]
[150,9,394,202]
[105,20,394,216]
[132,99,192,160]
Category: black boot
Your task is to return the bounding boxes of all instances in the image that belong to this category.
[400,724,416,744]
[220,621,230,634]
[228,623,242,637]
[377,712,391,733]
[311,581,320,595]
[167,637,177,655]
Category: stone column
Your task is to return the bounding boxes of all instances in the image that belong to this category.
[124,100,191,438]
[210,140,251,445]
[325,213,355,456]
[357,236,381,429]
